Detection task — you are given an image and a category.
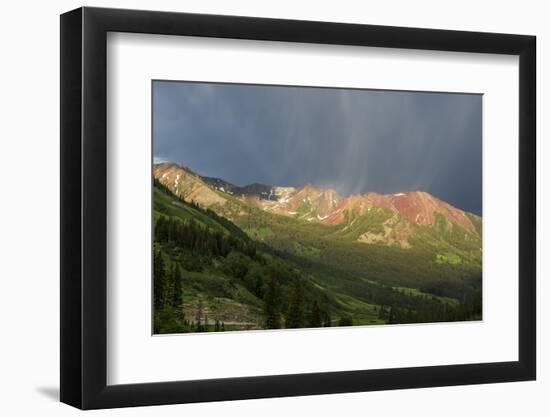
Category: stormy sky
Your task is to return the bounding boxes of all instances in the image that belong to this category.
[153,81,482,215]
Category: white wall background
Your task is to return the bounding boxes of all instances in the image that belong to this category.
[0,0,545,415]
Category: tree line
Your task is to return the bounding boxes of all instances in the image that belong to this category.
[155,215,257,259]
[377,291,482,324]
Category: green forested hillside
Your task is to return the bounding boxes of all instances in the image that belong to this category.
[153,180,482,334]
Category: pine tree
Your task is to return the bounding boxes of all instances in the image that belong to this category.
[263,276,281,329]
[308,300,322,328]
[285,280,305,328]
[196,299,204,332]
[323,310,332,327]
[254,274,264,299]
[388,306,396,324]
[153,249,166,311]
[171,264,183,318]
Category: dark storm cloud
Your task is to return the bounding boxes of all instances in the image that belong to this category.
[153,81,482,215]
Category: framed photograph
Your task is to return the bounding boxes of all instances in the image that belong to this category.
[60,7,536,409]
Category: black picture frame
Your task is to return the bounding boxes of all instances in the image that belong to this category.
[60,6,536,410]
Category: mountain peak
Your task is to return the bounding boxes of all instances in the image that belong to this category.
[365,190,475,232]
[155,161,198,177]
[153,162,227,206]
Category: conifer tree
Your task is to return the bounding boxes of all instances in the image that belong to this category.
[153,249,166,311]
[389,306,396,324]
[285,280,305,328]
[196,299,204,332]
[263,276,281,329]
[308,300,322,328]
[323,310,332,327]
[171,264,183,318]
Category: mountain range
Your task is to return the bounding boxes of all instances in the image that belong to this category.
[154,162,481,250]
[152,161,482,333]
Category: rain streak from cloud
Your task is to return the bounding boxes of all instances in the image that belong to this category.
[153,81,482,215]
